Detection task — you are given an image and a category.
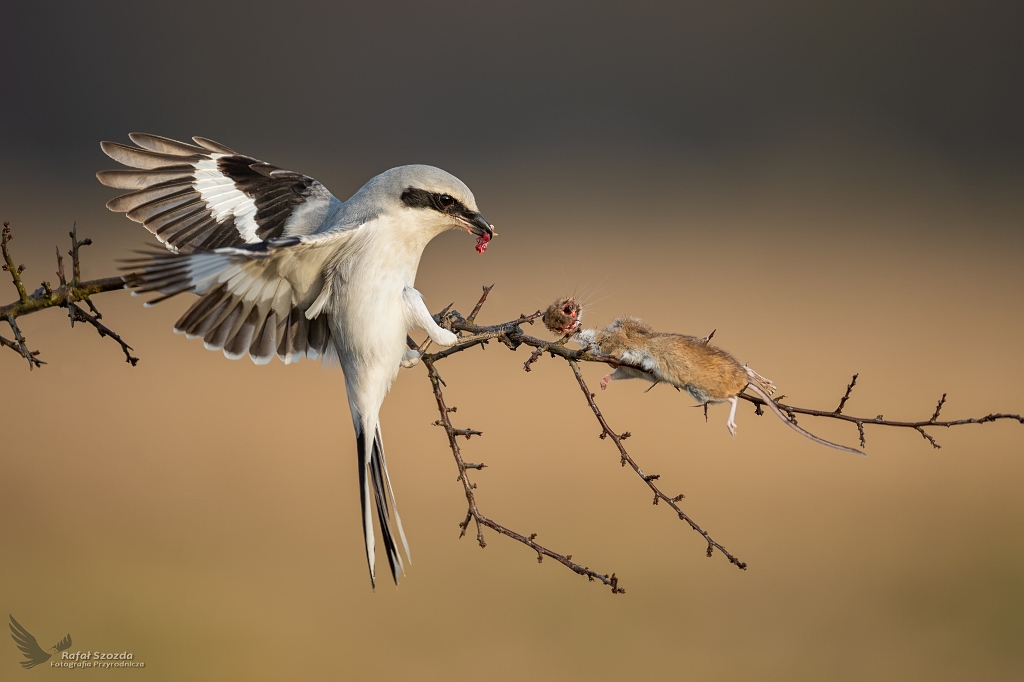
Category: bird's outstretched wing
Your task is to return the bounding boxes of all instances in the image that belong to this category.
[125,230,358,364]
[9,615,52,669]
[98,133,343,253]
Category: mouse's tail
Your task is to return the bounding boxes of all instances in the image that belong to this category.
[743,382,864,456]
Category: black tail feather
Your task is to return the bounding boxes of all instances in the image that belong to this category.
[356,426,405,588]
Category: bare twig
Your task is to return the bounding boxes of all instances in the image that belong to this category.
[69,303,139,366]
[566,360,747,569]
[55,245,66,285]
[423,357,623,593]
[466,284,494,325]
[834,373,858,415]
[4,315,43,369]
[8,221,1023,592]
[1,222,133,368]
[419,286,1024,584]
[740,388,1022,451]
[2,222,29,304]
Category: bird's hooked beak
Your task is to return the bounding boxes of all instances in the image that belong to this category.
[456,211,494,238]
[456,210,495,254]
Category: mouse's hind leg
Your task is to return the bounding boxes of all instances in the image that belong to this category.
[726,396,739,436]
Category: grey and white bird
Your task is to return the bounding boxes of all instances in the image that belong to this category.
[97,133,494,587]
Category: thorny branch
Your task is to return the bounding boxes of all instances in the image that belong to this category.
[1,222,135,368]
[7,224,1022,593]
[414,285,1023,591]
[423,350,623,593]
[415,286,745,593]
[566,360,746,569]
[739,377,1022,450]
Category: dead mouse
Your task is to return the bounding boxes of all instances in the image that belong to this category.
[544,297,861,455]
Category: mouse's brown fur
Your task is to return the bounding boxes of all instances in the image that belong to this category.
[543,297,861,455]
[588,317,758,401]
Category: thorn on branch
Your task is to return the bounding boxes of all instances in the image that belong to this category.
[432,302,456,328]
[609,574,623,594]
[458,510,472,539]
[69,303,139,366]
[466,284,494,324]
[55,245,66,285]
[700,329,716,345]
[2,222,30,304]
[517,311,542,326]
[834,373,859,414]
[930,393,947,423]
[4,315,43,369]
[85,298,102,320]
[915,426,941,449]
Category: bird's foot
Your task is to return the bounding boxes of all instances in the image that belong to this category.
[431,328,459,347]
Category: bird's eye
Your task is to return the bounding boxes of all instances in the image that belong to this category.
[438,194,455,209]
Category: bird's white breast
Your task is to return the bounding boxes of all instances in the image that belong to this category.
[326,214,439,415]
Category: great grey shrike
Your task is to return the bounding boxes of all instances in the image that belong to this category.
[97,133,494,587]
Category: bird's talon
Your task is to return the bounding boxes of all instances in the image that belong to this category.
[400,349,421,368]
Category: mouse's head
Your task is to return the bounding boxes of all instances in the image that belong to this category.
[543,297,582,336]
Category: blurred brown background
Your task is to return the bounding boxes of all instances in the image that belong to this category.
[2,1,1023,680]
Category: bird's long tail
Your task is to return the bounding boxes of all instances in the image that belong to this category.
[743,378,864,456]
[357,422,412,588]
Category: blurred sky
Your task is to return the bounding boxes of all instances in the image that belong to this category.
[2,1,1023,191]
[2,3,1023,681]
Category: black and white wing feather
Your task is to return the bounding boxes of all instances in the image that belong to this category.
[98,133,342,253]
[126,232,354,364]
